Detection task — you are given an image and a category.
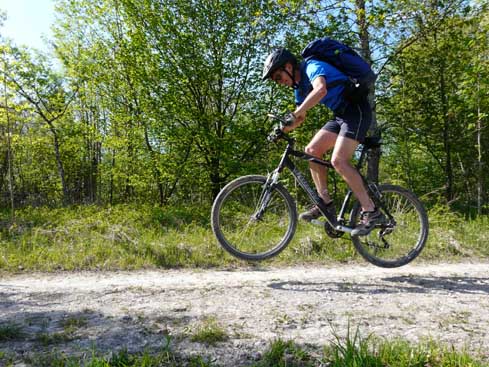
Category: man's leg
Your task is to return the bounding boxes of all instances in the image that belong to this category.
[305,129,337,204]
[330,135,375,212]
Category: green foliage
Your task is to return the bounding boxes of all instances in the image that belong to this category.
[1,204,489,273]
[47,0,295,204]
[22,347,208,367]
[327,334,486,366]
[10,337,488,367]
[325,325,384,366]
[376,338,486,367]
[378,4,489,212]
[0,323,24,342]
[1,0,489,220]
[251,333,488,367]
[0,204,223,271]
[190,317,229,346]
[252,339,316,367]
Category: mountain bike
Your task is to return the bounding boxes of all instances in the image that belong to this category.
[211,114,429,268]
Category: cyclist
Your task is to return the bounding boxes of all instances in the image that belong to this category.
[262,47,383,236]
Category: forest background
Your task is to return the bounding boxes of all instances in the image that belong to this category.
[0,0,489,271]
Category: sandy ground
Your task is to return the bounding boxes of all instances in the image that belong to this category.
[1,261,489,365]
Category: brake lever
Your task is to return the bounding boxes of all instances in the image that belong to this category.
[266,113,297,143]
[267,113,286,124]
[267,112,296,126]
[283,112,297,126]
[267,124,284,142]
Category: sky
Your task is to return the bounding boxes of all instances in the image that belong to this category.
[0,0,56,51]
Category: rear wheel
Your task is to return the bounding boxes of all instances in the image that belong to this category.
[350,184,428,268]
[211,175,297,261]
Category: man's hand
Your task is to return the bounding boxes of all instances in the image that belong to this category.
[293,110,306,125]
[282,111,306,133]
[284,112,296,126]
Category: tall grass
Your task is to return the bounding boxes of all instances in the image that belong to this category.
[4,333,486,367]
[254,327,488,367]
[18,347,212,367]
[0,205,223,271]
[1,204,488,272]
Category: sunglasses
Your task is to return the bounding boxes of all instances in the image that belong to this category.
[272,70,284,83]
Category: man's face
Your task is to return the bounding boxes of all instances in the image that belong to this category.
[271,63,294,87]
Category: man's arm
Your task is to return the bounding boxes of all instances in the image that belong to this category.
[283,76,327,133]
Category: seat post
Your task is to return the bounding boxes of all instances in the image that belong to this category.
[356,145,368,170]
[356,137,382,170]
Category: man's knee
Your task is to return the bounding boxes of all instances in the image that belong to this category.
[305,142,332,157]
[305,144,322,157]
[305,130,337,157]
[331,155,350,172]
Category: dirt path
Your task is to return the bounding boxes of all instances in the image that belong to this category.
[1,261,489,365]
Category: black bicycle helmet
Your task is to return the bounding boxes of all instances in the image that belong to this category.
[262,48,298,81]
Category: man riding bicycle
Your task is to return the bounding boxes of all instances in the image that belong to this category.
[262,47,383,236]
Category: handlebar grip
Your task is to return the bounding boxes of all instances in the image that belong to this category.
[267,125,285,142]
[284,112,296,126]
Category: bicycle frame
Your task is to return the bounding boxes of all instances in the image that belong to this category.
[270,138,373,232]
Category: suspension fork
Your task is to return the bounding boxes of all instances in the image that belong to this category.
[253,148,289,220]
[252,170,280,220]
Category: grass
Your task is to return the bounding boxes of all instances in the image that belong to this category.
[1,203,489,272]
[0,204,223,272]
[35,331,74,346]
[253,339,315,366]
[20,347,213,367]
[3,330,486,367]
[0,322,24,341]
[252,327,488,367]
[190,317,229,345]
[59,315,89,333]
[33,316,89,346]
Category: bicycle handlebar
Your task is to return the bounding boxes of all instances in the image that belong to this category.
[267,113,286,124]
[266,114,296,143]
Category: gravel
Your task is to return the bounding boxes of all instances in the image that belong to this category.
[1,261,489,365]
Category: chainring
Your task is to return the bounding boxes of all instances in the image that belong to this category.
[324,221,344,238]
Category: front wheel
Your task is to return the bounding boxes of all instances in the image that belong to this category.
[350,184,429,268]
[211,175,297,261]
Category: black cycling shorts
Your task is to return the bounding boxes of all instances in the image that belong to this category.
[322,97,372,143]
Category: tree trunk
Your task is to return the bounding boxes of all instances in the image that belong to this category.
[110,150,116,205]
[3,56,15,218]
[210,156,222,200]
[355,0,380,183]
[47,121,70,205]
[91,141,101,203]
[436,31,453,204]
[476,76,483,215]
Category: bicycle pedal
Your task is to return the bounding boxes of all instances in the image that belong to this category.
[335,225,353,234]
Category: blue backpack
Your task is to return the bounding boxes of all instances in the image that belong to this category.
[301,37,376,99]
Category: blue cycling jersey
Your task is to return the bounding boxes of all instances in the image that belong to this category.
[294,60,348,112]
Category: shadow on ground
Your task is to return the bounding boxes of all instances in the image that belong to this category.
[268,276,489,295]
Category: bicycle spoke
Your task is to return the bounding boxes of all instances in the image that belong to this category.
[351,184,428,268]
[212,176,297,261]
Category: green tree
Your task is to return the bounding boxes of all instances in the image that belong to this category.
[1,44,15,217]
[53,0,289,203]
[380,4,489,212]
[1,45,77,204]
